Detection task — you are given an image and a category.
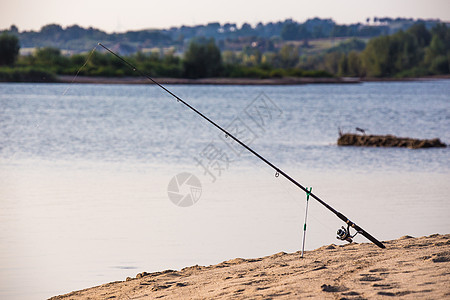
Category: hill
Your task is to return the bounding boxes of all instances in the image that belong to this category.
[3,17,446,55]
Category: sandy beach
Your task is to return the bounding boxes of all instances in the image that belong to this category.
[50,234,450,299]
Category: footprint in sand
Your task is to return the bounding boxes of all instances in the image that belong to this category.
[321,284,348,292]
[431,251,450,263]
[359,274,383,282]
[373,283,394,289]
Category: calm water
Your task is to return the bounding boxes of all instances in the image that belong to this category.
[0,81,449,299]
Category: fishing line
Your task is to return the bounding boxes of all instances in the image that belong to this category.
[17,45,99,163]
[62,44,99,96]
[97,43,386,249]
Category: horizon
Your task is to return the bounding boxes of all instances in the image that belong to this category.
[2,16,449,34]
[1,0,450,33]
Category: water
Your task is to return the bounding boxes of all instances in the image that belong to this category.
[0,81,449,299]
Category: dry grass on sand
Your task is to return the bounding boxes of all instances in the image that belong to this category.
[51,234,450,299]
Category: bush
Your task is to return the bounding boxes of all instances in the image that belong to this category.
[429,55,449,74]
[269,69,285,78]
[300,69,333,77]
[223,65,270,78]
[395,67,430,78]
[0,33,20,65]
[0,66,57,82]
[183,38,222,78]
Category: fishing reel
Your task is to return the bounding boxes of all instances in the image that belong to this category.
[336,224,360,243]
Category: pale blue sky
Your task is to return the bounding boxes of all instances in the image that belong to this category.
[1,0,449,32]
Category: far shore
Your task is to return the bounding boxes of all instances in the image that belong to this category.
[56,75,450,85]
[50,234,450,299]
[57,75,360,85]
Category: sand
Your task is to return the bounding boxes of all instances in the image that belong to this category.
[50,234,450,299]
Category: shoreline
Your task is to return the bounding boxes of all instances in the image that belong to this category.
[57,75,360,85]
[50,234,450,299]
[56,75,450,85]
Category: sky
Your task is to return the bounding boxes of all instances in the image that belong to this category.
[1,0,449,33]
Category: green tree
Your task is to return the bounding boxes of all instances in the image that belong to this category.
[391,31,420,72]
[35,47,62,63]
[39,24,63,42]
[347,51,363,77]
[430,23,450,47]
[361,35,392,76]
[323,52,342,74]
[407,23,431,47]
[361,31,421,77]
[424,24,450,74]
[278,44,299,68]
[34,47,70,72]
[0,33,20,65]
[281,22,299,40]
[281,22,309,41]
[327,38,366,54]
[338,54,348,76]
[222,50,242,65]
[424,35,449,73]
[429,54,449,74]
[183,38,222,78]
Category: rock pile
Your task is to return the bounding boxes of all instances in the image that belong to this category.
[337,134,447,149]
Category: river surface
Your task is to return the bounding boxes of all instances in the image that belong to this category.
[0,81,449,299]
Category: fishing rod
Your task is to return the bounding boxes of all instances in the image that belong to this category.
[98,43,386,249]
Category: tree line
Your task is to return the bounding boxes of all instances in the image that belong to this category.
[0,35,330,81]
[0,23,448,82]
[308,23,450,77]
[3,17,444,54]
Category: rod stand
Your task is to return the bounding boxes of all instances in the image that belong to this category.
[301,187,312,258]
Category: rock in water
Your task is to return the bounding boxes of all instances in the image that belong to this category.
[337,134,446,149]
